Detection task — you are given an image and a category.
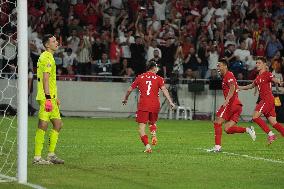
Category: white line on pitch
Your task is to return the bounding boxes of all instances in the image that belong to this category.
[0,174,46,189]
[196,148,284,164]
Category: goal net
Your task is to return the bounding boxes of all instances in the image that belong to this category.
[0,0,19,181]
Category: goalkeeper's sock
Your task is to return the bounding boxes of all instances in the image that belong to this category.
[214,123,222,145]
[48,129,59,154]
[253,117,270,134]
[225,126,246,134]
[140,135,149,146]
[273,123,284,137]
[34,129,46,157]
[149,124,157,136]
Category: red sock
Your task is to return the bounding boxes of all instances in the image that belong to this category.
[253,117,270,134]
[273,123,284,137]
[149,124,157,134]
[140,135,149,146]
[225,126,246,134]
[214,123,222,145]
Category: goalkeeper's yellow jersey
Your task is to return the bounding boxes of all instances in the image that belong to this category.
[36,51,57,101]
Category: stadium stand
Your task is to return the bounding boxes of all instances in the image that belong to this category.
[1,0,284,81]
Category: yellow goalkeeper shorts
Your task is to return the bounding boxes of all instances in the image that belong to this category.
[38,99,61,122]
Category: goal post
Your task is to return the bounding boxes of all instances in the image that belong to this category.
[17,0,28,183]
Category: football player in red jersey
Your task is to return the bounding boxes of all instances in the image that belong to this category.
[208,59,256,152]
[239,57,284,144]
[122,61,175,153]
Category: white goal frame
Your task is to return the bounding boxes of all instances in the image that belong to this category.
[17,0,28,184]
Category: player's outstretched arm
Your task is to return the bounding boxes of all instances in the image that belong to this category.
[272,77,284,87]
[122,86,133,105]
[161,86,175,109]
[238,83,255,91]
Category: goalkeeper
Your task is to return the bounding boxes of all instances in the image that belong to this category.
[33,34,64,164]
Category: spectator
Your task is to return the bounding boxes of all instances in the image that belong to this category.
[150,49,165,77]
[76,32,92,80]
[46,0,58,13]
[147,14,161,33]
[242,30,253,52]
[257,11,272,29]
[197,39,209,79]
[92,36,106,62]
[68,18,83,33]
[67,29,80,54]
[93,52,112,76]
[82,2,100,28]
[271,51,282,77]
[74,0,87,19]
[266,33,283,60]
[173,46,184,78]
[62,48,77,75]
[183,47,201,79]
[146,39,162,62]
[130,36,146,76]
[135,13,146,38]
[160,38,177,78]
[224,43,236,68]
[214,1,228,30]
[233,40,251,79]
[206,43,219,79]
[224,33,236,48]
[120,58,134,80]
[255,42,266,57]
[109,30,122,77]
[119,29,135,68]
[201,1,216,40]
[239,0,249,21]
[154,0,167,23]
[29,30,45,69]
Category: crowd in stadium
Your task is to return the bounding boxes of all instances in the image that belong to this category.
[1,0,284,81]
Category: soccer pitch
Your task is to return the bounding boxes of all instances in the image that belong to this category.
[1,117,284,189]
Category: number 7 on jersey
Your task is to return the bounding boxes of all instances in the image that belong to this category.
[146,81,152,95]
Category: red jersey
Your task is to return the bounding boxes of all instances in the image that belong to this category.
[254,71,274,102]
[222,71,241,105]
[131,72,165,113]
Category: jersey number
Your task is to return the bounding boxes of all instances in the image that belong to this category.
[146,81,152,95]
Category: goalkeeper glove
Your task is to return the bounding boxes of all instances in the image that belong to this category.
[45,95,53,112]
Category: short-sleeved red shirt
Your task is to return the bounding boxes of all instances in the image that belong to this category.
[131,72,165,113]
[254,71,274,102]
[222,71,242,105]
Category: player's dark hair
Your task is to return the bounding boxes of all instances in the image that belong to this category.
[42,34,54,48]
[147,61,157,71]
[218,58,228,67]
[256,56,267,63]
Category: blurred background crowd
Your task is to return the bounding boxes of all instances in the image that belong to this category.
[1,0,284,82]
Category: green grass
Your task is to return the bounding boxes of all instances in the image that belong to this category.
[1,117,284,189]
